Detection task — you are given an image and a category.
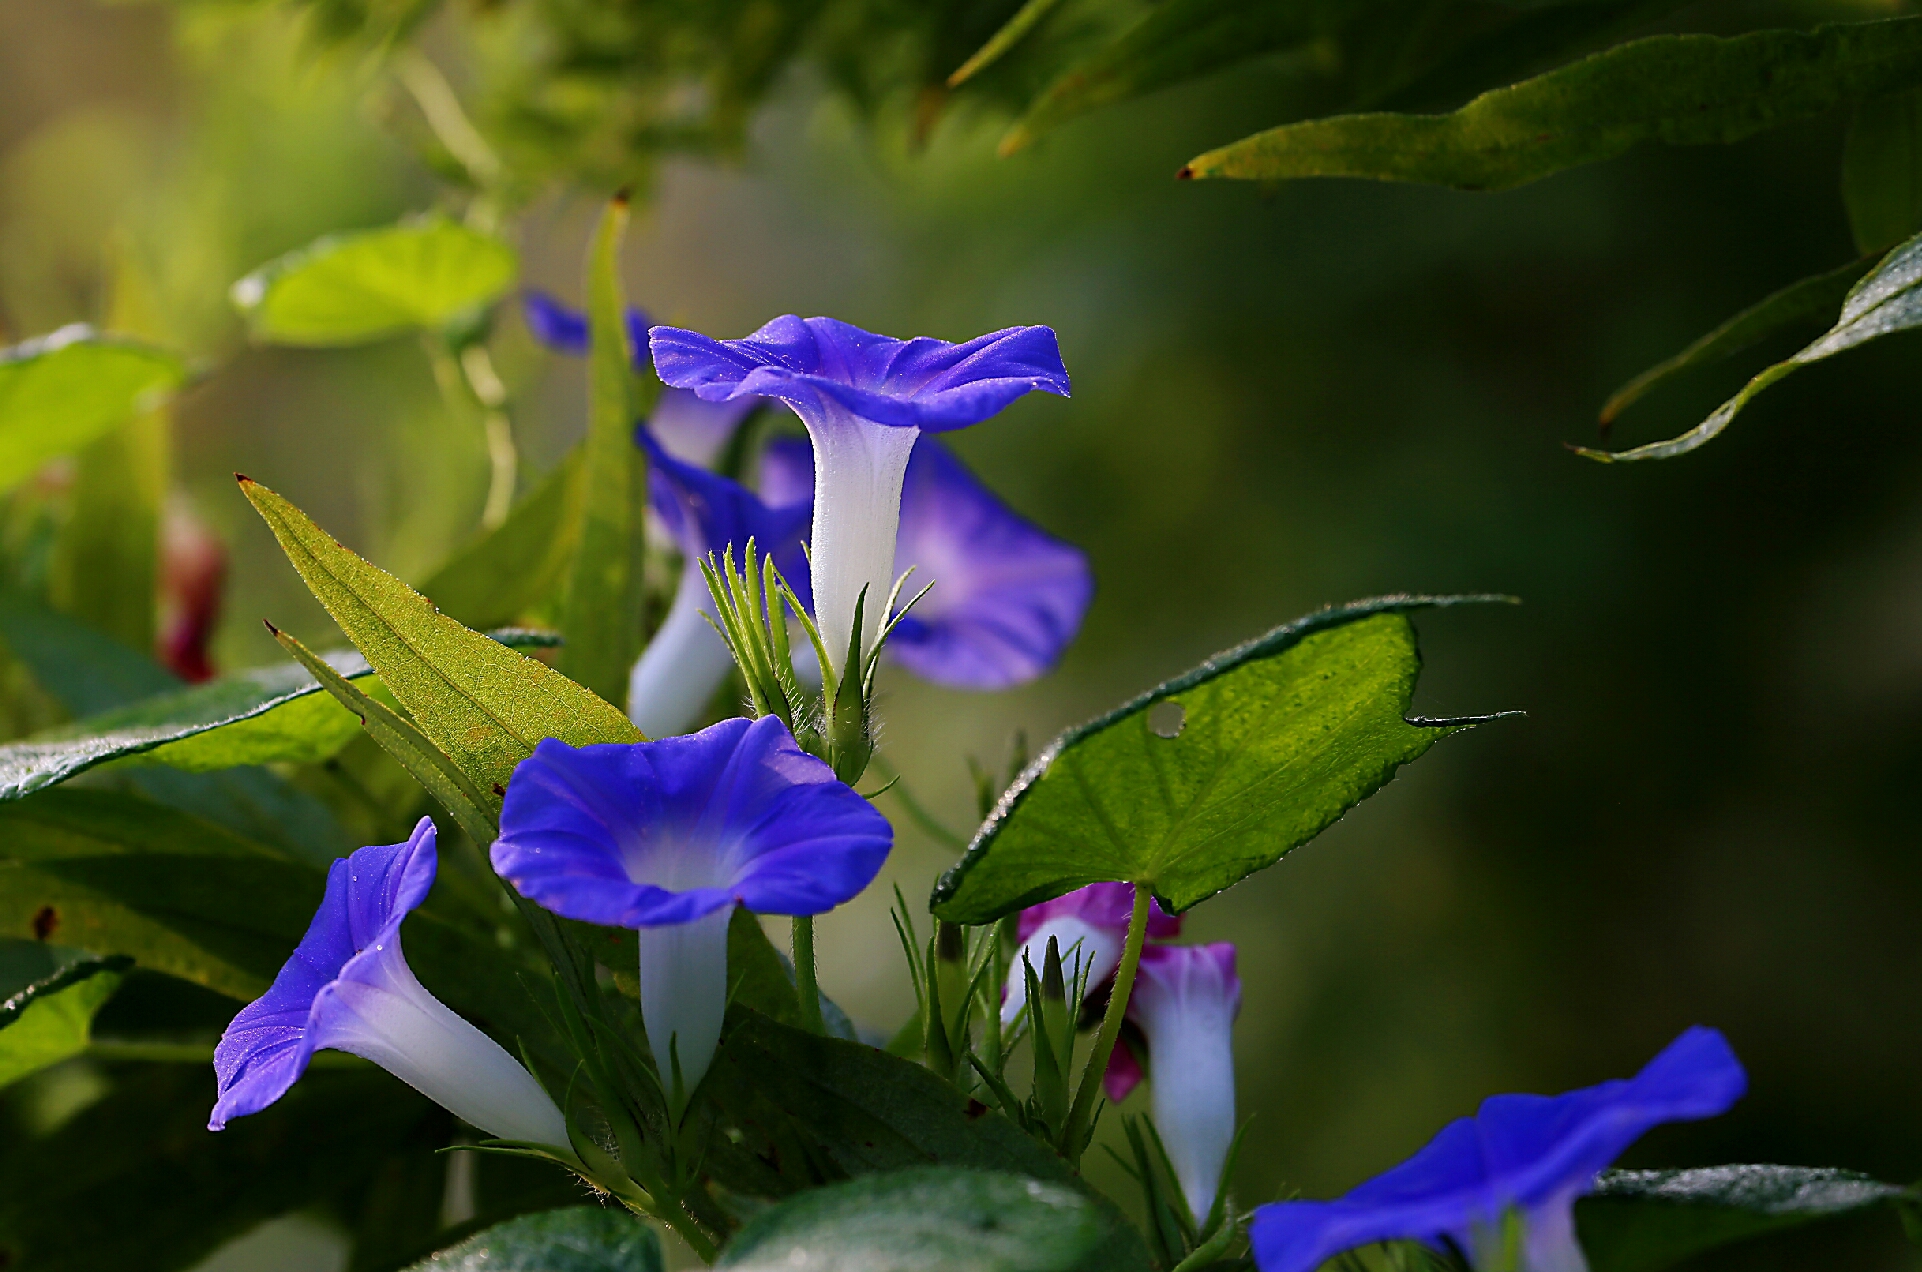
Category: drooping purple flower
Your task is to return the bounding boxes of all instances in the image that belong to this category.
[491,718,892,1091]
[1249,1027,1749,1272]
[1130,943,1241,1224]
[627,428,811,737]
[210,818,568,1148]
[760,436,1092,690]
[651,316,1070,677]
[1001,883,1181,1026]
[522,291,755,466]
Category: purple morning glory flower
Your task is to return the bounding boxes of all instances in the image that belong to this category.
[491,718,892,1091]
[522,291,755,466]
[1249,1026,1749,1272]
[1002,882,1181,1026]
[210,818,569,1148]
[760,436,1093,691]
[627,427,811,737]
[650,316,1070,678]
[1129,943,1242,1223]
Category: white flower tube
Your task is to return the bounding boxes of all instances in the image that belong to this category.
[1002,916,1123,1027]
[1132,943,1241,1223]
[804,410,919,675]
[637,904,734,1095]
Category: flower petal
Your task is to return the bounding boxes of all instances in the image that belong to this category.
[492,718,892,928]
[650,316,1070,434]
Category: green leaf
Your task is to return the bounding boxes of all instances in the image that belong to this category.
[1577,228,1922,462]
[0,789,319,1000]
[232,218,518,346]
[558,196,649,709]
[704,1008,1075,1196]
[1577,1165,1917,1272]
[403,1207,664,1272]
[240,476,639,800]
[933,596,1512,923]
[1597,256,1874,425]
[1843,88,1922,255]
[949,0,1066,88]
[0,326,185,492]
[1181,16,1922,190]
[420,445,585,632]
[0,651,372,802]
[715,1167,1151,1272]
[1000,0,1349,154]
[0,954,128,1087]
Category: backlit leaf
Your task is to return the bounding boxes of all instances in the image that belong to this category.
[0,954,129,1088]
[1578,1165,1917,1272]
[240,477,639,800]
[933,596,1511,923]
[715,1167,1151,1272]
[232,218,518,346]
[1578,228,1922,461]
[0,326,185,492]
[1181,17,1922,190]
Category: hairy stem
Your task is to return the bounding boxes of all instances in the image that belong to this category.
[793,915,826,1034]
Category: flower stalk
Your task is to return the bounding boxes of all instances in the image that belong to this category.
[1062,883,1152,1161]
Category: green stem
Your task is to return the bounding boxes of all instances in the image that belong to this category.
[1062,884,1150,1159]
[793,915,826,1034]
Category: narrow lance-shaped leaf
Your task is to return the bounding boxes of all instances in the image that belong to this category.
[420,444,585,631]
[0,954,129,1088]
[0,326,185,493]
[558,194,650,708]
[1842,87,1922,255]
[933,596,1514,923]
[713,1167,1152,1272]
[239,476,639,798]
[1577,1165,1918,1272]
[231,217,518,346]
[1181,16,1922,190]
[1598,256,1874,425]
[1577,228,1922,462]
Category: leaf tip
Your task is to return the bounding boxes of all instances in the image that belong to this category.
[611,187,631,208]
[234,472,253,485]
[1176,164,1195,181]
[1564,441,1616,464]
[262,619,280,636]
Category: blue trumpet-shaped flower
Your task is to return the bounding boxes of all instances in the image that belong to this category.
[491,717,892,1092]
[627,428,810,737]
[1249,1026,1748,1272]
[761,435,1092,691]
[650,316,1069,676]
[1129,943,1241,1224]
[522,291,756,466]
[210,819,569,1148]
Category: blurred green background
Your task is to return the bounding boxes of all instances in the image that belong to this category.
[2,1,1919,1268]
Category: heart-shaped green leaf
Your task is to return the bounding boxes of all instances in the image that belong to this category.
[0,327,184,492]
[714,1167,1152,1272]
[232,218,517,346]
[933,596,1512,923]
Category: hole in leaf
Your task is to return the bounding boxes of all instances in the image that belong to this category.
[1147,700,1185,739]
